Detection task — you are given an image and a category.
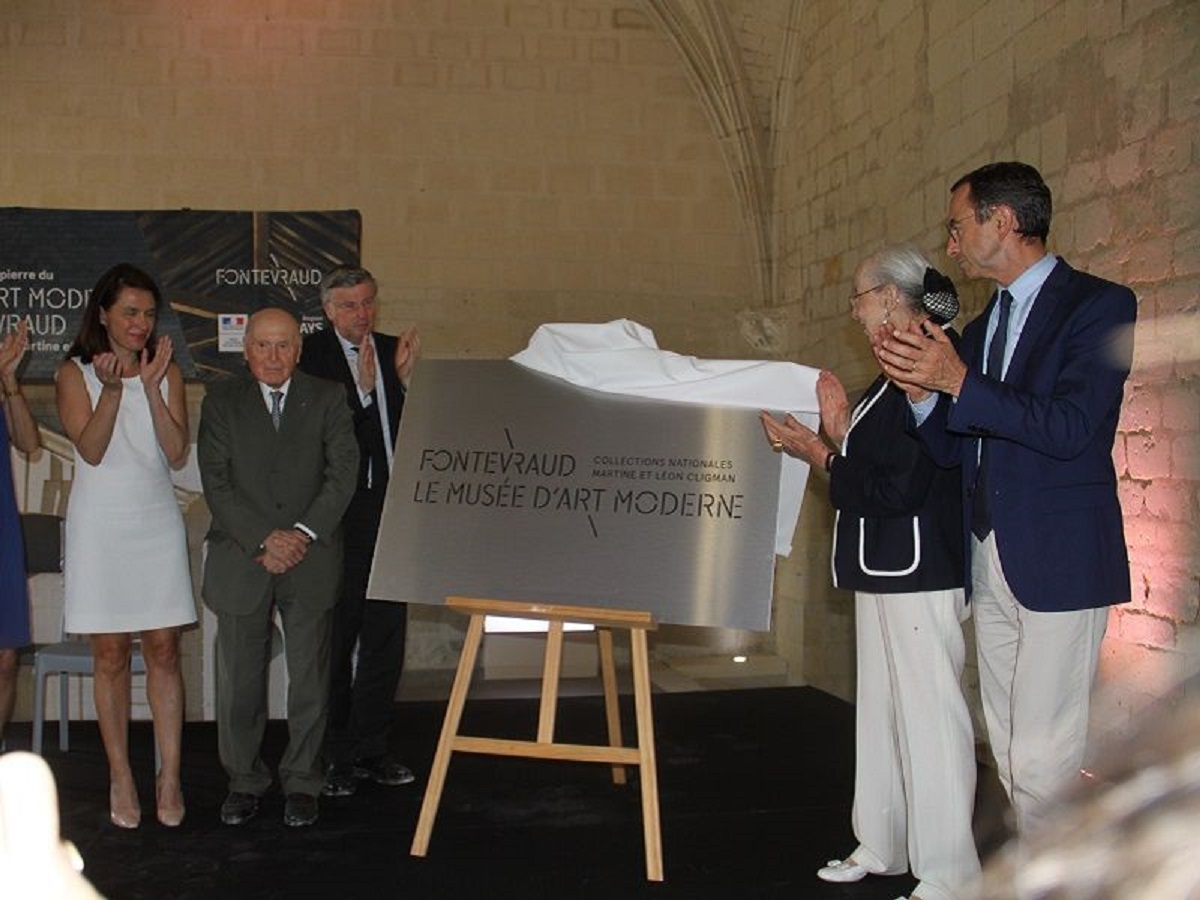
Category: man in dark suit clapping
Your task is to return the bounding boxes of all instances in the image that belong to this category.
[879,162,1136,837]
[199,308,359,828]
[299,266,420,798]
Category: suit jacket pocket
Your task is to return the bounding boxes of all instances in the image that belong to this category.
[856,516,921,577]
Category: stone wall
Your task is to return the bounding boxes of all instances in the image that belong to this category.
[0,0,761,682]
[763,0,1199,748]
[0,1,753,355]
[1,0,1196,741]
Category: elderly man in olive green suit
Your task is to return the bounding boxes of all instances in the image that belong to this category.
[199,308,359,828]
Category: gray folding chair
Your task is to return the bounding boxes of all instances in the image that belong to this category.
[21,513,152,759]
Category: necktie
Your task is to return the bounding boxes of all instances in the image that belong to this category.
[270,390,283,431]
[971,290,1013,540]
[986,290,1013,383]
[348,344,369,395]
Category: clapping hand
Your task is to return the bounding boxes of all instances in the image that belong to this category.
[90,352,126,388]
[357,328,421,392]
[355,334,376,394]
[876,320,967,400]
[394,327,420,388]
[0,319,29,383]
[759,411,828,469]
[138,336,173,394]
[815,370,849,445]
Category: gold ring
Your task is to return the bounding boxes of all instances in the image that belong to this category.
[771,440,783,452]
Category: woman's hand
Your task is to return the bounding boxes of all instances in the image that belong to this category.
[90,352,126,388]
[815,370,849,445]
[139,336,173,394]
[140,337,189,469]
[0,320,29,386]
[760,411,830,469]
[0,321,39,453]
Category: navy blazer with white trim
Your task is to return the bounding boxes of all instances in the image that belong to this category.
[830,369,964,595]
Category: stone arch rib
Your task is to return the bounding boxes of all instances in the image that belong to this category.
[641,0,772,306]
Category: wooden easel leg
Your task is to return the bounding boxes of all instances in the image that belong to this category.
[630,627,663,881]
[536,620,564,743]
[410,612,486,857]
[426,598,664,880]
[597,627,627,785]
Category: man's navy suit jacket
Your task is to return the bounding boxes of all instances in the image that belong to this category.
[916,258,1135,612]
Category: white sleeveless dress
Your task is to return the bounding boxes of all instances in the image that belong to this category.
[63,360,197,634]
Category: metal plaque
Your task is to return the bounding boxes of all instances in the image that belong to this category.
[368,360,782,630]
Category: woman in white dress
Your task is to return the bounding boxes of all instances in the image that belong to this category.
[56,263,196,829]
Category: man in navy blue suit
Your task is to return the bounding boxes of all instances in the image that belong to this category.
[300,266,421,798]
[877,162,1135,836]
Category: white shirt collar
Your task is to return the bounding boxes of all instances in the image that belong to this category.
[258,378,292,405]
[1000,252,1057,307]
[334,329,371,357]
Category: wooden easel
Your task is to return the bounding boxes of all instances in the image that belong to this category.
[410,596,664,882]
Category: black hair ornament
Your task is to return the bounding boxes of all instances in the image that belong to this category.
[921,266,960,325]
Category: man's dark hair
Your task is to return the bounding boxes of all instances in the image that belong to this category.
[951,161,1052,243]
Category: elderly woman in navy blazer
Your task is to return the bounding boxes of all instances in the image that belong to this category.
[762,245,978,900]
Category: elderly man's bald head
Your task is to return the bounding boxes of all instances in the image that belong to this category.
[244,308,302,388]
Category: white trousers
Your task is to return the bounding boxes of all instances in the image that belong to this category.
[971,532,1108,837]
[850,589,980,900]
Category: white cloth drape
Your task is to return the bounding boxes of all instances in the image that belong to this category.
[511,319,819,556]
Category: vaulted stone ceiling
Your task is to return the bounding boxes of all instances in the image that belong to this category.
[640,0,798,305]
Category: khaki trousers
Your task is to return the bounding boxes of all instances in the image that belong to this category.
[971,532,1107,837]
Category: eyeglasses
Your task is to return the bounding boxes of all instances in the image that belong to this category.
[944,214,975,242]
[945,205,995,242]
[848,283,886,307]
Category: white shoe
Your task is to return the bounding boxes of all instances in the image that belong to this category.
[816,858,870,883]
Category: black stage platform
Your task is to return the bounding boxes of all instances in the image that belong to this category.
[9,687,1009,899]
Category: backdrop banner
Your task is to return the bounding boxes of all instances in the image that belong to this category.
[368,360,783,631]
[0,207,360,381]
